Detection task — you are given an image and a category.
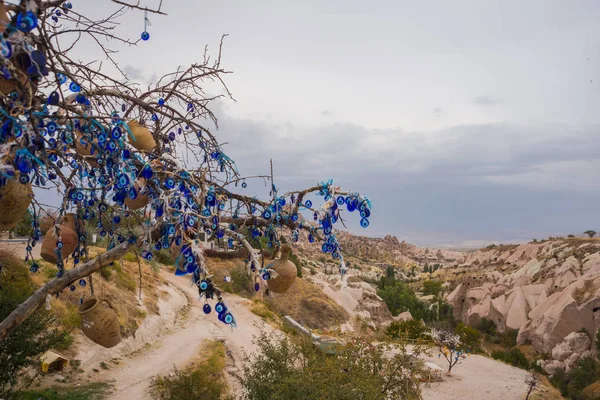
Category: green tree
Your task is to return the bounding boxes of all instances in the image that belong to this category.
[566,356,598,399]
[476,318,497,336]
[378,282,433,321]
[585,230,597,238]
[386,265,395,279]
[242,330,424,400]
[411,265,416,276]
[422,280,442,296]
[10,209,33,237]
[386,319,429,340]
[0,252,68,395]
[455,323,481,352]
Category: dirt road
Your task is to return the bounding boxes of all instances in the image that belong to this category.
[99,272,271,400]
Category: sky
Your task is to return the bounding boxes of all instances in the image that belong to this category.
[69,0,600,248]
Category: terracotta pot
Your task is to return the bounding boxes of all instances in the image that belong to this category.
[124,181,149,210]
[266,245,297,294]
[127,120,156,152]
[74,131,100,168]
[61,213,84,231]
[0,175,33,231]
[39,215,56,235]
[40,225,78,264]
[79,298,121,348]
[0,2,9,35]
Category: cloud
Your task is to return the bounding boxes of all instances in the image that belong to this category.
[473,95,502,106]
[208,104,600,245]
[123,65,145,82]
[432,107,443,117]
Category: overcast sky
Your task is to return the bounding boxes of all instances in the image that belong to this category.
[72,0,600,248]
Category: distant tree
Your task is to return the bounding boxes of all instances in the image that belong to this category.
[386,265,395,279]
[432,263,440,272]
[585,230,597,238]
[422,280,442,297]
[455,323,481,352]
[386,319,429,340]
[10,210,33,237]
[476,318,497,336]
[423,263,430,274]
[378,282,433,321]
[410,265,416,276]
[532,239,538,243]
[429,329,465,375]
[524,371,542,400]
[568,234,575,238]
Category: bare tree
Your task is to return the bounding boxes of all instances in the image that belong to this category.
[428,329,465,375]
[524,370,541,400]
[0,1,372,341]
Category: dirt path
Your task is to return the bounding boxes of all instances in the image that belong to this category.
[98,272,271,400]
[421,353,529,400]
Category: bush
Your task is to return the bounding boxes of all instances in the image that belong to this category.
[455,323,481,352]
[567,357,599,400]
[10,209,33,237]
[491,348,530,370]
[242,331,424,400]
[422,280,442,296]
[154,249,176,266]
[151,341,227,400]
[386,319,429,340]
[0,251,70,396]
[476,318,497,336]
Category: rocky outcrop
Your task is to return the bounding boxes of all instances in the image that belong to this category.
[311,275,392,327]
[540,332,593,374]
[517,277,600,353]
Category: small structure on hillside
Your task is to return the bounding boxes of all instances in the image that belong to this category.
[40,351,69,373]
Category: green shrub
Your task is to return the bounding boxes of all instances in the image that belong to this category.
[0,251,70,396]
[455,323,481,352]
[242,331,424,400]
[386,320,429,340]
[491,348,530,370]
[422,280,442,296]
[10,209,33,237]
[150,341,227,400]
[476,318,497,336]
[551,368,568,397]
[567,357,599,400]
[377,282,433,321]
[154,249,176,266]
[123,252,137,262]
[99,266,112,280]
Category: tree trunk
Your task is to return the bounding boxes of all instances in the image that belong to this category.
[0,240,133,342]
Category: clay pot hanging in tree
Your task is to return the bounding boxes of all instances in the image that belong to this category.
[0,173,33,231]
[124,181,149,210]
[266,244,298,294]
[39,213,56,235]
[126,120,156,152]
[74,131,100,168]
[40,221,78,264]
[78,298,121,348]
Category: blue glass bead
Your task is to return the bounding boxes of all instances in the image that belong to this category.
[141,31,150,41]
